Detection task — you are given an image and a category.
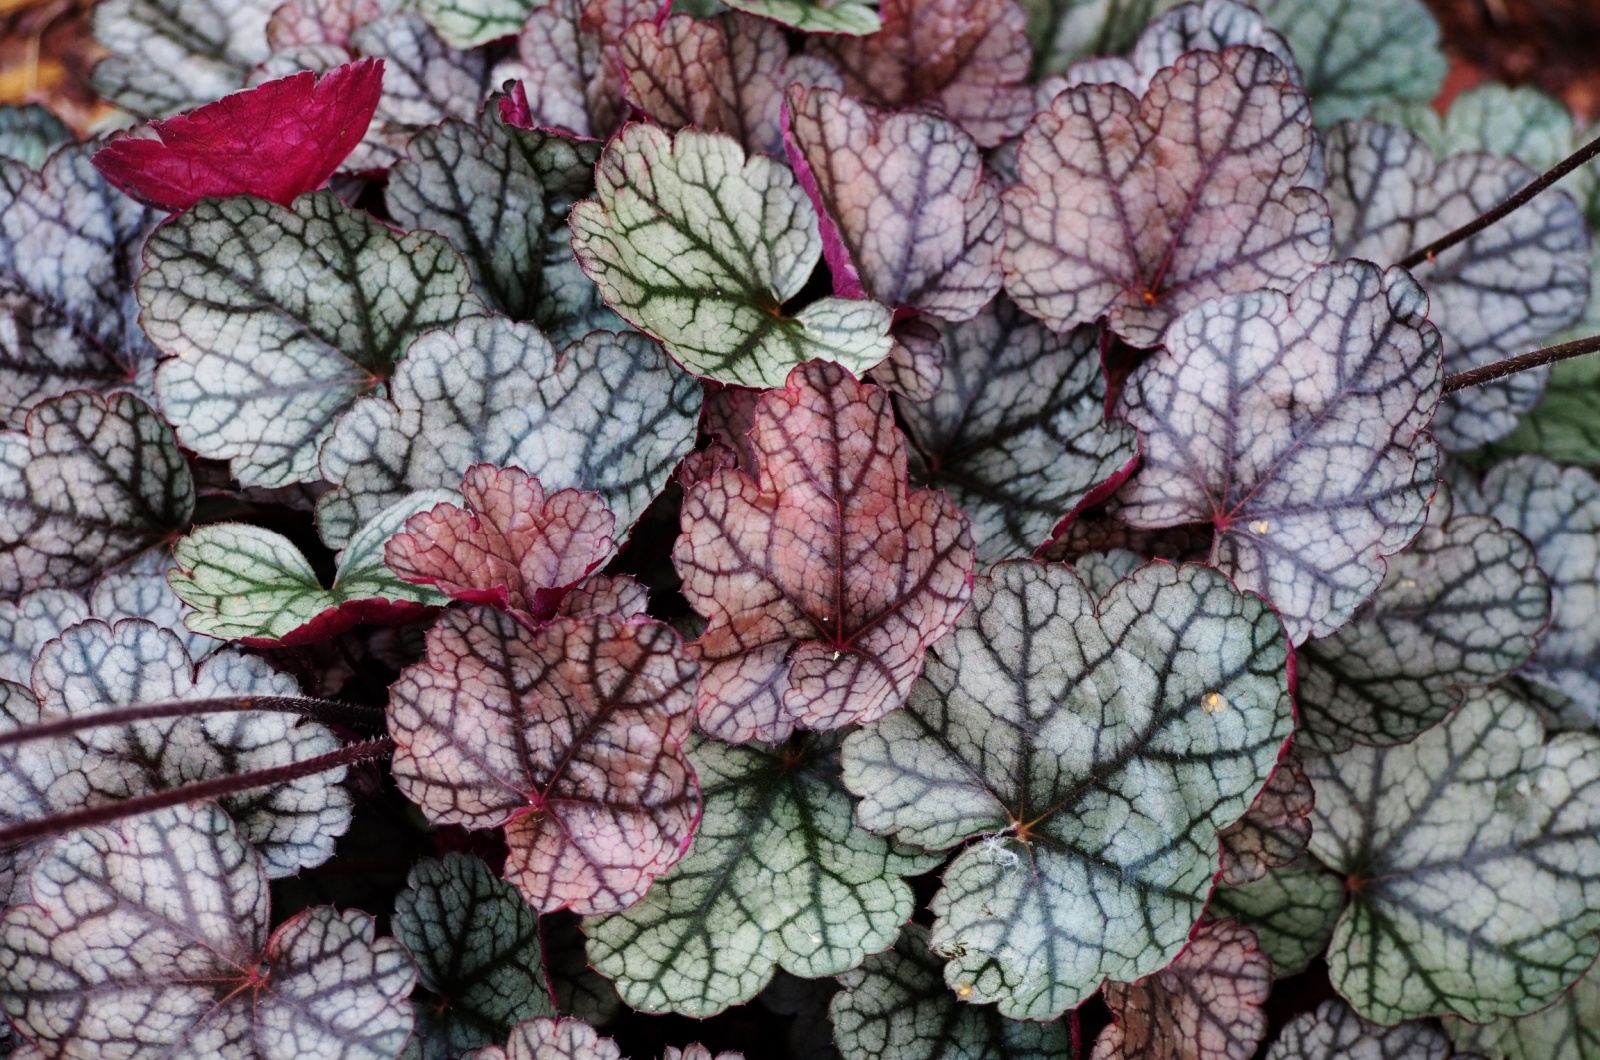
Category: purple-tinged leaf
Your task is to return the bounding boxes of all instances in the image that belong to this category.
[1325,120,1591,450]
[0,591,88,686]
[1217,750,1313,887]
[1116,261,1441,644]
[805,0,1035,149]
[1266,999,1466,1060]
[1208,859,1346,979]
[1067,0,1298,97]
[492,0,656,140]
[0,802,415,1058]
[465,1017,622,1060]
[389,609,699,914]
[561,575,651,621]
[0,391,194,596]
[784,85,1003,320]
[1001,47,1330,347]
[91,0,276,117]
[870,317,945,402]
[267,0,393,49]
[675,360,973,743]
[1040,501,1214,566]
[722,0,879,35]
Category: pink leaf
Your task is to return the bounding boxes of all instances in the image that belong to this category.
[675,360,974,743]
[92,59,384,212]
[1217,749,1313,887]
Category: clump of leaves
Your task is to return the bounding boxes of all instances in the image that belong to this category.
[2,0,1600,1057]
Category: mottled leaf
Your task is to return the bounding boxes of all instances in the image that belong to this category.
[1091,919,1271,1060]
[1217,750,1313,887]
[570,124,892,389]
[841,560,1294,1019]
[267,0,395,49]
[897,298,1137,565]
[0,590,88,686]
[1208,858,1346,979]
[0,802,414,1059]
[140,190,481,487]
[90,550,216,660]
[723,0,879,34]
[169,490,453,646]
[1447,965,1600,1060]
[1325,120,1591,451]
[586,732,937,1017]
[465,1017,622,1060]
[784,85,1002,319]
[675,360,973,743]
[1021,0,1180,76]
[393,853,555,1059]
[1307,688,1600,1023]
[0,105,72,169]
[492,0,653,140]
[1066,0,1299,97]
[419,0,539,48]
[871,317,945,403]
[315,316,699,548]
[1001,47,1329,346]
[1267,1000,1465,1060]
[1116,261,1441,644]
[91,0,276,116]
[1488,348,1600,470]
[390,608,699,914]
[0,391,193,595]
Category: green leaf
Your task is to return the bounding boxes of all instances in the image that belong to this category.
[1208,858,1346,979]
[1307,688,1600,1023]
[1446,965,1600,1060]
[722,0,880,34]
[1021,0,1181,76]
[418,0,538,47]
[841,560,1294,1019]
[585,732,937,1017]
[0,105,71,169]
[1487,354,1600,470]
[91,0,275,116]
[141,191,483,487]
[1266,999,1467,1060]
[570,124,893,388]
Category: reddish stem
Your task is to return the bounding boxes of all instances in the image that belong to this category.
[0,696,385,748]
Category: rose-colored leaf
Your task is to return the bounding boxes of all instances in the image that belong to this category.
[869,317,946,402]
[806,0,1035,148]
[465,1016,622,1060]
[494,0,656,139]
[1001,47,1330,347]
[1091,920,1273,1060]
[1217,750,1313,886]
[560,574,650,621]
[93,60,383,212]
[389,608,699,914]
[267,0,392,49]
[386,465,615,625]
[784,85,1003,320]
[675,360,974,744]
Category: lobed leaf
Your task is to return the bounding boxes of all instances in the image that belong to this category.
[585,732,938,1017]
[540,911,624,1027]
[675,360,973,743]
[571,124,892,389]
[1001,47,1330,347]
[1066,0,1299,97]
[1446,966,1600,1060]
[1217,749,1313,887]
[267,0,395,49]
[464,1017,622,1060]
[841,559,1294,1019]
[492,0,654,140]
[91,0,276,117]
[314,316,699,549]
[1207,858,1346,979]
[722,0,880,35]
[1116,261,1441,644]
[349,13,492,171]
[1306,688,1600,1023]
[1265,999,1465,1060]
[419,0,540,48]
[872,317,946,402]
[0,105,72,169]
[1021,0,1181,76]
[90,550,217,661]
[0,590,88,687]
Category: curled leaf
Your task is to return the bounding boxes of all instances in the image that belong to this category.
[1217,750,1313,887]
[91,0,276,117]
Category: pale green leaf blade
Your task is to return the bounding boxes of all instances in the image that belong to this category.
[1022,0,1181,76]
[1446,966,1600,1060]
[1486,354,1600,470]
[723,0,879,34]
[419,0,539,48]
[0,105,71,169]
[1208,858,1346,979]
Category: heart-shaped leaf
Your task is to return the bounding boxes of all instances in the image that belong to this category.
[675,360,974,743]
[1217,749,1313,886]
[1446,966,1600,1060]
[314,316,699,549]
[465,1017,622,1060]
[585,732,939,1017]
[1001,47,1329,347]
[170,490,452,646]
[1091,919,1272,1060]
[1306,687,1600,1023]
[841,559,1293,1019]
[1066,0,1299,97]
[0,391,194,595]
[1324,120,1591,451]
[92,59,383,212]
[140,190,482,487]
[389,608,699,915]
[393,852,556,1058]
[419,0,539,48]
[1265,999,1464,1060]
[1295,491,1550,751]
[0,801,415,1058]
[0,104,72,169]
[829,923,1072,1060]
[1208,859,1346,979]
[91,0,276,116]
[492,0,654,140]
[897,298,1138,565]
[723,0,880,34]
[1115,261,1441,644]
[570,124,893,389]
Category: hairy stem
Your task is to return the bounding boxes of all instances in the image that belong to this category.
[0,695,386,749]
[1399,129,1600,270]
[1443,334,1600,394]
[0,738,394,847]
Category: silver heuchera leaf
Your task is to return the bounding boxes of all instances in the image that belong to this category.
[1446,966,1600,1060]
[898,300,1138,565]
[346,13,491,173]
[1266,999,1466,1060]
[841,560,1293,1019]
[91,0,276,116]
[1324,120,1591,451]
[490,0,653,141]
[570,124,893,389]
[585,733,939,1018]
[1306,687,1600,1024]
[1066,0,1299,97]
[722,0,880,34]
[418,0,539,48]
[0,391,194,595]
[1116,261,1442,644]
[0,801,415,1059]
[464,1016,622,1060]
[0,105,72,169]
[829,924,1072,1060]
[1022,0,1182,76]
[1001,47,1330,347]
[0,590,88,685]
[315,317,700,548]
[1208,858,1347,979]
[140,191,483,488]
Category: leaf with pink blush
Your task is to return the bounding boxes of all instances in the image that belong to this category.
[1001,46,1330,347]
[1217,750,1313,887]
[806,0,1036,148]
[784,85,1003,321]
[465,1016,622,1060]
[91,59,383,212]
[869,318,946,403]
[492,0,657,139]
[388,607,700,914]
[266,0,393,49]
[385,465,615,626]
[675,360,974,744]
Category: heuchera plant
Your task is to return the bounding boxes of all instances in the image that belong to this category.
[3,0,1600,1056]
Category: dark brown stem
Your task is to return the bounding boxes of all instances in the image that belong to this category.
[0,696,385,749]
[1442,334,1600,394]
[0,738,394,847]
[1398,129,1600,270]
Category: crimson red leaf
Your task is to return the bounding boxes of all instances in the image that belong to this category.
[675,360,974,744]
[92,59,384,212]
